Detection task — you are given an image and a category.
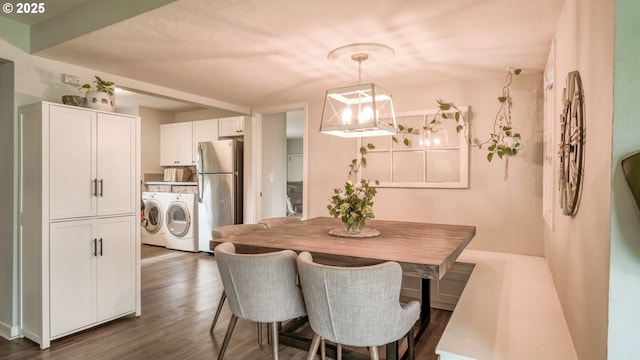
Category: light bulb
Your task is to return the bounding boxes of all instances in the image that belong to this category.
[341,108,352,124]
[358,106,373,123]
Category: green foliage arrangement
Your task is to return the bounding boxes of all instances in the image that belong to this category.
[327,179,378,232]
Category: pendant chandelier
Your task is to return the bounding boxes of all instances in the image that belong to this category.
[320,43,398,138]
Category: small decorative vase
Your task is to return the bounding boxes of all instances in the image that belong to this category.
[85,91,115,112]
[344,220,365,234]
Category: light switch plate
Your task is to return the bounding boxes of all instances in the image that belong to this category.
[62,74,81,86]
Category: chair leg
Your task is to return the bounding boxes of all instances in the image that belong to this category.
[270,322,279,360]
[406,327,415,360]
[306,334,321,360]
[210,292,227,333]
[258,322,263,345]
[369,346,379,360]
[336,343,342,360]
[217,314,238,360]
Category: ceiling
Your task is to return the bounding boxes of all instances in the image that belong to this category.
[1,0,564,113]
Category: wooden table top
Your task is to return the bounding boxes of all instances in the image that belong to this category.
[210,217,476,280]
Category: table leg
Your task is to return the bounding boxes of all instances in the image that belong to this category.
[421,278,431,326]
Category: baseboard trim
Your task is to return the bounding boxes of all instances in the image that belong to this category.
[0,319,20,340]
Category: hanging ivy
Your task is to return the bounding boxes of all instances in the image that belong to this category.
[351,68,522,179]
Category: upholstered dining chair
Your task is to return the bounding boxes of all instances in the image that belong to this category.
[214,242,307,360]
[296,252,421,360]
[210,223,268,333]
[258,216,302,228]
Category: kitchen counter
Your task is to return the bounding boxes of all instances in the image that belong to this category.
[145,181,197,186]
[144,182,197,194]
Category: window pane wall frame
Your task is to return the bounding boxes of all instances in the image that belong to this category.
[358,107,469,188]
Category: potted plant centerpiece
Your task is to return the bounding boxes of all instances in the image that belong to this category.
[327,178,380,237]
[82,76,115,112]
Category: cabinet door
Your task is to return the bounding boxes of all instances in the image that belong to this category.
[218,116,245,137]
[96,216,136,321]
[160,122,193,166]
[50,220,96,337]
[97,114,136,215]
[193,119,219,157]
[49,105,97,219]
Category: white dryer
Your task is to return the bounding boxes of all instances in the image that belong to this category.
[141,192,171,247]
[165,193,197,252]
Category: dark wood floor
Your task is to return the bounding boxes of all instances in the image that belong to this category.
[0,245,451,359]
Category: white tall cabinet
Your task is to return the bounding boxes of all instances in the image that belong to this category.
[19,102,141,349]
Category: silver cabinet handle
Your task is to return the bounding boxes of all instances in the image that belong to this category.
[92,179,98,197]
[99,179,104,197]
[93,238,98,256]
[99,238,103,256]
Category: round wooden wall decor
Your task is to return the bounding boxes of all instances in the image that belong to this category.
[558,71,585,216]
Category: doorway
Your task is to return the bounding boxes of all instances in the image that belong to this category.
[254,105,307,221]
[259,110,304,219]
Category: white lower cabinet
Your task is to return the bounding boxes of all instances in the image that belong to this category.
[49,217,136,338]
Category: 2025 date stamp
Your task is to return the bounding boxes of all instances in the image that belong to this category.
[3,2,46,14]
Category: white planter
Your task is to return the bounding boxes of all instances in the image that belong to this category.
[84,91,115,112]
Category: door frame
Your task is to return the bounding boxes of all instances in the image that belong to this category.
[250,103,308,223]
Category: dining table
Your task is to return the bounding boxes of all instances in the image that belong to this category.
[210,216,476,360]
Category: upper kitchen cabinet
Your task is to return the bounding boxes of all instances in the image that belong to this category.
[218,116,249,137]
[193,118,219,156]
[21,103,138,220]
[160,122,193,166]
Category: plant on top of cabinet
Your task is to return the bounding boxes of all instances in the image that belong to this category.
[82,75,116,112]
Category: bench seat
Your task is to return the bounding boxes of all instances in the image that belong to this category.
[436,250,578,360]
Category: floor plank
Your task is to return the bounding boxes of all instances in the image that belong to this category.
[0,245,451,359]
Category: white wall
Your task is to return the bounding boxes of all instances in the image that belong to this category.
[174,108,243,122]
[287,138,303,155]
[0,59,17,339]
[308,73,545,256]
[138,107,174,179]
[608,0,640,358]
[545,1,615,359]
[261,112,287,218]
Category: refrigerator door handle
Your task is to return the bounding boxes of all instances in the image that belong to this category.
[197,143,204,203]
[197,173,204,202]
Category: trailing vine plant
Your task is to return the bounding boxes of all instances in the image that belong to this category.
[351,68,522,180]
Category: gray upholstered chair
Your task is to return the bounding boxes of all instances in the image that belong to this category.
[214,242,307,360]
[258,216,302,228]
[209,223,268,333]
[296,252,420,360]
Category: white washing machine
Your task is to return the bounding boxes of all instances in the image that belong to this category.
[165,192,197,252]
[141,192,171,247]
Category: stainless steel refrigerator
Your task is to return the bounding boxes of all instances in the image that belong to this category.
[196,139,243,252]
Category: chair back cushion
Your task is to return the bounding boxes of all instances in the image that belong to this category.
[214,242,306,323]
[297,251,419,347]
